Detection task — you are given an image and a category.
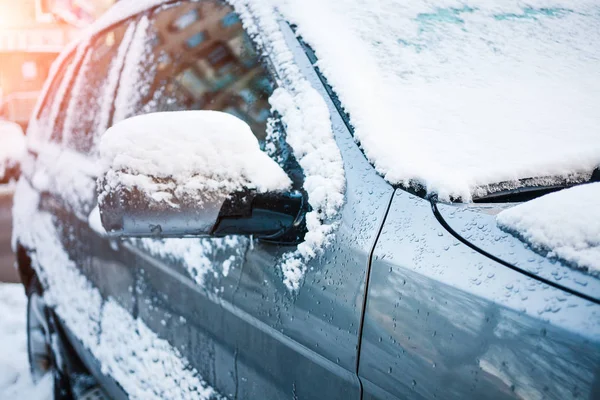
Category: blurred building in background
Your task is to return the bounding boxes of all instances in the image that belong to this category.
[0,0,115,129]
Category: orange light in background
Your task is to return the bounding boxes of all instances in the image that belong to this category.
[0,0,71,126]
[0,0,30,27]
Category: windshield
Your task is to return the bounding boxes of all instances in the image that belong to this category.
[281,0,600,202]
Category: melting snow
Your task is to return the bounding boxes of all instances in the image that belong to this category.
[135,235,249,286]
[497,183,600,275]
[231,0,346,289]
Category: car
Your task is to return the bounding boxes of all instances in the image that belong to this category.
[0,119,25,184]
[12,0,600,399]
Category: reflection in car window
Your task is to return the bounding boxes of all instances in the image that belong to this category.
[64,21,136,153]
[34,52,76,142]
[119,0,276,142]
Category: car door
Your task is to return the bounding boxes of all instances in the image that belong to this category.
[103,0,394,398]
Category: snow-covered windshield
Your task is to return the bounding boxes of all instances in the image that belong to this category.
[279,0,600,201]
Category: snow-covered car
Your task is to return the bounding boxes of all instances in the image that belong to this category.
[12,0,600,399]
[0,120,25,184]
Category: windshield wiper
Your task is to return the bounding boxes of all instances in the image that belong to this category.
[474,184,569,203]
[474,168,600,203]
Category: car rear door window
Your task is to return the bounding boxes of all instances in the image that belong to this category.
[32,51,77,143]
[63,20,137,153]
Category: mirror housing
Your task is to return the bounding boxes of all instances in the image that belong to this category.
[99,184,306,241]
[97,111,304,242]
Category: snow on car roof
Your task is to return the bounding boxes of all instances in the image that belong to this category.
[278,0,600,201]
[497,183,600,276]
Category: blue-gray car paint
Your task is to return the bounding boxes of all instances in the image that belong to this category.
[18,1,600,399]
[360,189,600,399]
[436,202,600,303]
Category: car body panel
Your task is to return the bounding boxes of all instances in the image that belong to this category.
[359,189,600,399]
[14,3,394,398]
[221,23,394,399]
[436,202,600,302]
[61,323,128,400]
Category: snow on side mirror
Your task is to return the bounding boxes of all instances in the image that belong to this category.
[97,111,304,240]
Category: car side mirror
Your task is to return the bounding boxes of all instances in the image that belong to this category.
[97,111,305,242]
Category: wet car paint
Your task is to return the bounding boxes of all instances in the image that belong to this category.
[436,202,600,303]
[359,189,600,399]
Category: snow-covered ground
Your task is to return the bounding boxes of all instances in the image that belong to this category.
[0,283,52,400]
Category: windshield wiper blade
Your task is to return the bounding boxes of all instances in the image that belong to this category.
[473,167,600,203]
[473,184,572,203]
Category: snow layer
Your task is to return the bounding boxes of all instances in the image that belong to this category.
[0,120,26,179]
[135,235,249,287]
[279,0,600,201]
[29,144,100,220]
[232,0,346,289]
[112,15,153,124]
[88,206,107,236]
[0,283,53,399]
[99,111,291,208]
[11,178,220,399]
[497,183,600,275]
[98,111,292,237]
[96,299,217,399]
[63,22,137,152]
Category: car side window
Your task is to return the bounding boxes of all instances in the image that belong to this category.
[115,0,278,145]
[63,20,137,153]
[32,51,77,142]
